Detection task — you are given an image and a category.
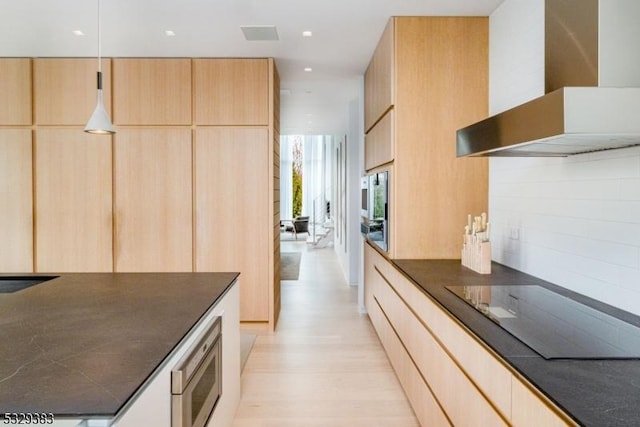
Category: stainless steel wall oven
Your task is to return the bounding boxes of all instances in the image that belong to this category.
[171,316,222,427]
[361,170,389,252]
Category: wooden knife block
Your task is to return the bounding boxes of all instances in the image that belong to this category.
[461,233,491,274]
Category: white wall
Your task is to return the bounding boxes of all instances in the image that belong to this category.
[489,0,640,316]
[334,77,364,289]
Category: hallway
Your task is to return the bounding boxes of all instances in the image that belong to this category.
[232,240,418,426]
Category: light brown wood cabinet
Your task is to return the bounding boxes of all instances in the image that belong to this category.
[364,242,575,427]
[364,17,489,259]
[193,59,270,125]
[0,58,32,125]
[364,109,394,170]
[0,129,33,272]
[35,129,113,272]
[113,59,191,125]
[114,128,193,272]
[364,20,395,132]
[511,377,573,427]
[1,57,279,328]
[195,59,280,327]
[33,58,112,125]
[194,127,270,321]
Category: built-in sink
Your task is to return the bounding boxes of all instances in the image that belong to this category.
[0,276,58,294]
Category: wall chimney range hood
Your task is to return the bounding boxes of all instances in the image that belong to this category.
[457,0,640,157]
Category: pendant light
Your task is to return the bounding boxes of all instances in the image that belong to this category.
[85,0,115,134]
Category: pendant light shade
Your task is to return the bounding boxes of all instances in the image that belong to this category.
[85,72,114,134]
[85,0,115,134]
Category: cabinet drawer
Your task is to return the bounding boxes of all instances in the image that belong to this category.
[365,110,394,171]
[512,377,575,427]
[364,242,395,311]
[383,264,512,419]
[368,292,449,427]
[374,269,507,427]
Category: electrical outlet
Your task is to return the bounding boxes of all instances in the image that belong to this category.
[509,227,520,240]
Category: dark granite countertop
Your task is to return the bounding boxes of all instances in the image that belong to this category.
[0,272,239,418]
[391,259,640,427]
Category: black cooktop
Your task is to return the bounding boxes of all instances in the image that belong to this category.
[446,285,640,359]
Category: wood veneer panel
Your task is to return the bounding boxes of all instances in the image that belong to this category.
[512,377,576,426]
[114,128,192,272]
[193,59,269,125]
[112,58,192,125]
[0,58,32,125]
[365,109,394,171]
[270,60,281,328]
[194,127,270,321]
[368,288,451,426]
[393,17,489,259]
[34,58,112,125]
[364,19,395,132]
[0,129,33,272]
[380,260,512,422]
[35,129,113,272]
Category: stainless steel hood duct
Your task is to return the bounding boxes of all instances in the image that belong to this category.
[457,0,640,157]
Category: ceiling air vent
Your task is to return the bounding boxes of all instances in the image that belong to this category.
[240,25,279,41]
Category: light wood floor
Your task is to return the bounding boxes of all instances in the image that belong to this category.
[232,240,419,427]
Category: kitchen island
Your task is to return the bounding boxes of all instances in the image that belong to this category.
[0,273,240,427]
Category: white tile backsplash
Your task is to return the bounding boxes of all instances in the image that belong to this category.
[489,0,640,316]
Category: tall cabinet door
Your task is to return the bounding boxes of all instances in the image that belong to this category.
[0,130,33,272]
[35,129,113,272]
[195,127,270,321]
[114,128,192,272]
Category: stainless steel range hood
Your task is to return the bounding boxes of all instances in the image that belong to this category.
[457,0,640,157]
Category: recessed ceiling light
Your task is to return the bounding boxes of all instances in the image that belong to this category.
[304,67,312,72]
[165,30,176,37]
[72,30,85,36]
[302,30,313,37]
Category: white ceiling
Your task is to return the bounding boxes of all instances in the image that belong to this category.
[0,0,504,135]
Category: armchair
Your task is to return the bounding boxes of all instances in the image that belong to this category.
[290,216,309,239]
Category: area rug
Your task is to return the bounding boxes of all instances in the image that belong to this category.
[280,231,307,241]
[280,252,302,280]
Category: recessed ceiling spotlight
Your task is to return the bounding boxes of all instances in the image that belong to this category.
[304,67,312,72]
[72,30,85,36]
[165,30,176,37]
[302,30,312,37]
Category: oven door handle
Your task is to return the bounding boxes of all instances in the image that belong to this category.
[172,316,221,394]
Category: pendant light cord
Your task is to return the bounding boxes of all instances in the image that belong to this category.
[97,0,102,73]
